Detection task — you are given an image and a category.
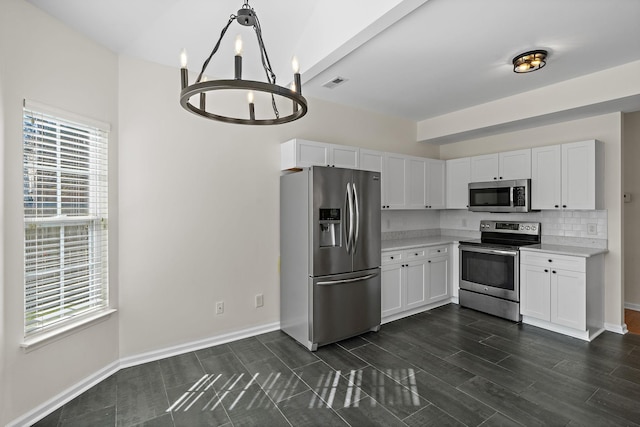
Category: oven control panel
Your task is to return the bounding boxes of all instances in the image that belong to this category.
[479,220,540,235]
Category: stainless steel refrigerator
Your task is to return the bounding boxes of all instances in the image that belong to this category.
[280,166,381,351]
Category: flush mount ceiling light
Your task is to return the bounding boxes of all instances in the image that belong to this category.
[512,50,548,73]
[179,0,308,125]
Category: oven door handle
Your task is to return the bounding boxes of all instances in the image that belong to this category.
[459,245,519,257]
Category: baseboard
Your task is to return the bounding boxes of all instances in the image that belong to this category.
[625,302,640,312]
[604,322,628,335]
[7,360,120,427]
[119,321,281,369]
[10,321,281,427]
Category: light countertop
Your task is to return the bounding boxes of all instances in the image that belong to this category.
[382,235,460,251]
[519,244,608,258]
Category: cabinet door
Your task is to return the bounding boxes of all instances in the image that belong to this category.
[360,149,386,208]
[296,140,331,167]
[446,157,470,209]
[531,145,562,210]
[427,256,449,303]
[331,144,359,169]
[381,264,404,317]
[470,154,499,182]
[426,159,446,209]
[385,154,407,209]
[520,264,551,321]
[550,269,586,330]
[406,157,427,209]
[405,260,427,310]
[360,149,384,172]
[562,141,596,210]
[499,149,531,180]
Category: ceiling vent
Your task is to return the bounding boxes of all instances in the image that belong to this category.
[322,76,349,89]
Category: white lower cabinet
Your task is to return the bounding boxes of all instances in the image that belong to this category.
[381,245,450,319]
[520,250,604,341]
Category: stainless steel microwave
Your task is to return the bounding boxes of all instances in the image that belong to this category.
[468,179,531,213]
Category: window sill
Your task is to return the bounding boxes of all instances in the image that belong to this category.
[20,308,118,352]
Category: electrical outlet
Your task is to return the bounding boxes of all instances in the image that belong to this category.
[216,301,224,315]
[255,294,264,308]
[587,223,597,235]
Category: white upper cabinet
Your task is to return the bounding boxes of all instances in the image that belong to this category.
[394,155,445,210]
[425,158,445,209]
[406,157,427,209]
[531,145,562,209]
[531,140,603,210]
[470,149,531,182]
[562,140,602,210]
[470,153,499,182]
[446,157,470,209]
[359,149,386,208]
[385,153,408,209]
[281,139,358,169]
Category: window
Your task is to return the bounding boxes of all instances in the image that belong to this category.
[23,101,109,336]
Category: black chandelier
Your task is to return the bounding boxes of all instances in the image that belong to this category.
[179,0,308,125]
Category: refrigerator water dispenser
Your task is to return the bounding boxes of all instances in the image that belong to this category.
[319,208,341,247]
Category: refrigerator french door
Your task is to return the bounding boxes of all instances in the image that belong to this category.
[281,166,381,351]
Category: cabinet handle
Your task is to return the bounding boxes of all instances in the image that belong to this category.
[390,256,394,259]
[428,260,431,263]
[415,253,419,256]
[563,205,567,208]
[437,250,441,252]
[552,270,557,274]
[555,205,559,208]
[493,177,497,180]
[544,269,548,272]
[499,176,503,179]
[548,259,552,263]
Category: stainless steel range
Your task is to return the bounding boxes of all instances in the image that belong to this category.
[458,220,541,321]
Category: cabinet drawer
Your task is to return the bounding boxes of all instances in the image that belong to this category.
[520,251,585,273]
[382,251,403,265]
[428,245,448,256]
[406,249,427,260]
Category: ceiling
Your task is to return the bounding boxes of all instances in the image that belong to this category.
[25,0,640,130]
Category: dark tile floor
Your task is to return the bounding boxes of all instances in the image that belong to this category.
[33,304,640,426]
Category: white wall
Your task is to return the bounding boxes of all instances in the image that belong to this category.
[0,0,120,424]
[624,111,640,308]
[439,113,624,329]
[117,55,433,358]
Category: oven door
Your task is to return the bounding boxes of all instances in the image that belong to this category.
[459,245,519,301]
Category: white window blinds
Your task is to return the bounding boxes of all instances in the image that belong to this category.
[23,101,109,336]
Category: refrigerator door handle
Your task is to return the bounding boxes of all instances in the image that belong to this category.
[345,182,354,254]
[316,273,378,286]
[352,183,359,254]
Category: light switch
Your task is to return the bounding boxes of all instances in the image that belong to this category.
[624,192,632,203]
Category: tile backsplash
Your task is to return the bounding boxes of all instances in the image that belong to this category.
[383,209,608,248]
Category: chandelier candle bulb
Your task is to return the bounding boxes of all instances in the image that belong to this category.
[200,76,208,110]
[248,91,255,120]
[235,35,243,80]
[180,49,189,89]
[292,56,302,95]
[291,83,298,112]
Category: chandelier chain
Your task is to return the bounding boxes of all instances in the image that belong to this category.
[197,15,236,83]
[252,8,280,118]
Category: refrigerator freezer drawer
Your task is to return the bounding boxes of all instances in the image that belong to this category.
[311,268,381,347]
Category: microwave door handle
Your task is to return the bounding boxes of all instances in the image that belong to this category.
[510,186,514,207]
[352,183,359,254]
